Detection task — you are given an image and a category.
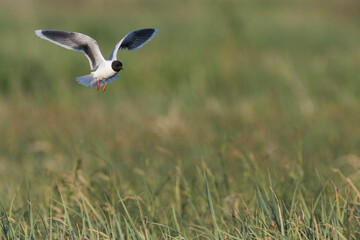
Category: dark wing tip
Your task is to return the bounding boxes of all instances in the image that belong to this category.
[120,28,159,50]
[138,28,158,34]
[38,30,73,40]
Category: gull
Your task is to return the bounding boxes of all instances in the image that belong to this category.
[35,28,158,91]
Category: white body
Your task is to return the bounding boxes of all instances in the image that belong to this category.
[92,61,117,81]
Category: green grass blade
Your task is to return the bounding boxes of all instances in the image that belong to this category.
[203,170,221,240]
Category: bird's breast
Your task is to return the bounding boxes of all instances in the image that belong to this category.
[92,66,117,81]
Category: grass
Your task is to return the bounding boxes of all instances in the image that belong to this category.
[1,0,360,238]
[1,168,360,239]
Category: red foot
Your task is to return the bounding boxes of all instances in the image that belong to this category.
[103,80,108,92]
[97,81,100,91]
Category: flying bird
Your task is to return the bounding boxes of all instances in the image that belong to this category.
[35,28,158,91]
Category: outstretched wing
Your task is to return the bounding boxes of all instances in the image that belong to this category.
[35,30,106,70]
[109,28,158,60]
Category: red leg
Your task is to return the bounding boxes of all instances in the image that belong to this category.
[97,81,100,91]
[103,80,108,92]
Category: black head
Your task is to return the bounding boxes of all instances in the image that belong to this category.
[111,61,123,72]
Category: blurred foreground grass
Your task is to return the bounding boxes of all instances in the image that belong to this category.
[1,0,360,238]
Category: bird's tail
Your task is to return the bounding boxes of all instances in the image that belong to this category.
[76,74,98,88]
[102,75,121,86]
[76,74,121,88]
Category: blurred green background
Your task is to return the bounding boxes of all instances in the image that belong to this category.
[1,0,360,236]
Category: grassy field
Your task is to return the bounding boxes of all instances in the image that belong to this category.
[1,0,360,238]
